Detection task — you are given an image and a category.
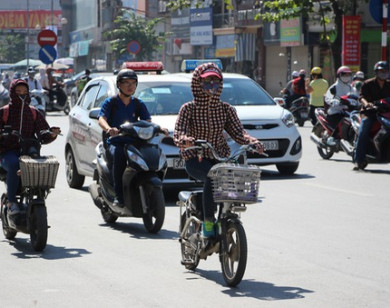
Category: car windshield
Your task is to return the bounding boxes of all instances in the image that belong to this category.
[135,82,193,115]
[133,77,275,116]
[221,78,276,106]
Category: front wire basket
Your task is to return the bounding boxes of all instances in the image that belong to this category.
[19,155,60,188]
[208,163,261,204]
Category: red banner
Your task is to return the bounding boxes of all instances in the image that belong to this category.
[0,10,62,30]
[342,16,361,69]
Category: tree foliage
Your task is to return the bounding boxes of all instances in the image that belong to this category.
[104,9,168,61]
[0,33,25,63]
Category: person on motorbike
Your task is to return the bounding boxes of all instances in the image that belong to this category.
[98,69,152,208]
[2,73,11,90]
[0,79,61,219]
[324,66,359,146]
[25,67,43,91]
[285,69,308,110]
[352,71,365,92]
[173,62,265,238]
[353,61,390,170]
[76,69,92,95]
[281,70,299,108]
[306,67,329,125]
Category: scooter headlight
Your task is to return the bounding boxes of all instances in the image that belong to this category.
[282,110,295,127]
[135,126,154,140]
[127,150,149,171]
[158,151,167,171]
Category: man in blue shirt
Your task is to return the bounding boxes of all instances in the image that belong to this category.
[98,69,151,207]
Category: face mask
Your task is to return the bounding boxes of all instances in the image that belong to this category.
[376,72,388,80]
[340,76,352,84]
[18,95,27,101]
[201,80,220,96]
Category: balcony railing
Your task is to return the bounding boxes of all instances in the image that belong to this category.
[213,8,262,29]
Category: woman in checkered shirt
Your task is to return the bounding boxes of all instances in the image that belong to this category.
[174,62,264,238]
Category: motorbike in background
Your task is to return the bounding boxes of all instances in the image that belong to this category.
[88,118,167,233]
[350,98,390,169]
[178,140,265,287]
[310,94,360,159]
[44,83,70,115]
[0,126,59,251]
[282,94,310,127]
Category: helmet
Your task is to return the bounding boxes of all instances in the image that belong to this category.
[27,66,35,74]
[299,69,306,76]
[337,66,352,76]
[292,70,299,78]
[374,61,389,71]
[311,67,322,75]
[353,71,364,80]
[116,69,138,84]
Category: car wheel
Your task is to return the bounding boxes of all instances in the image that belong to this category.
[65,149,85,189]
[276,162,299,175]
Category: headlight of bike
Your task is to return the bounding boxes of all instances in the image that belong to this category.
[135,126,154,140]
[158,151,167,171]
[127,150,149,171]
[282,110,295,127]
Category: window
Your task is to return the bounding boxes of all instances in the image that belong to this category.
[80,85,99,110]
[94,81,109,108]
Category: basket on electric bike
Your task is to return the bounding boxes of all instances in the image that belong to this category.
[19,155,60,188]
[208,163,261,204]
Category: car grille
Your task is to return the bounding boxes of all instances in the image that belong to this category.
[248,138,290,158]
[165,168,189,179]
[243,123,279,130]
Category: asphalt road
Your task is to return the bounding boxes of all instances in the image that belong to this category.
[1,113,389,308]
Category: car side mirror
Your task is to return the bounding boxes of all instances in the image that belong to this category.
[89,108,100,120]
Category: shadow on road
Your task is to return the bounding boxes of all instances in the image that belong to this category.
[260,170,315,181]
[100,221,178,240]
[5,238,91,260]
[186,269,313,300]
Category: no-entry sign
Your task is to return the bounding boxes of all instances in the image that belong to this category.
[37,29,57,47]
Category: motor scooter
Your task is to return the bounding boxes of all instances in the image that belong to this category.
[44,83,70,115]
[0,126,59,251]
[282,94,309,127]
[89,120,168,233]
[310,94,360,159]
[349,98,390,169]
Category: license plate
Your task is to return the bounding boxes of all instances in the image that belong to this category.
[300,112,308,118]
[172,158,185,169]
[262,140,279,151]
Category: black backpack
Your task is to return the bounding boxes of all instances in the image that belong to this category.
[102,96,141,149]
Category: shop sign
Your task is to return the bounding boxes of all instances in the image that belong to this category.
[280,17,302,47]
[342,15,361,69]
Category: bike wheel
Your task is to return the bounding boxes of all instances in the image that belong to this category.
[180,211,200,271]
[142,189,165,234]
[313,124,334,159]
[220,220,247,287]
[1,208,17,240]
[30,205,48,252]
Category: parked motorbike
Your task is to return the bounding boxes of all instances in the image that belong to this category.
[44,83,70,115]
[310,95,360,159]
[89,119,167,233]
[0,82,9,108]
[0,126,59,251]
[30,89,46,118]
[282,95,310,127]
[178,140,264,287]
[349,98,390,169]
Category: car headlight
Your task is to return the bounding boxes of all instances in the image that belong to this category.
[127,150,149,171]
[282,110,295,127]
[135,126,154,140]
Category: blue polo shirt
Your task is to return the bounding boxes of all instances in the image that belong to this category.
[99,95,151,128]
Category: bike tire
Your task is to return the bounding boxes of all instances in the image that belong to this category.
[220,220,247,287]
[142,189,165,234]
[313,124,334,159]
[180,211,200,271]
[30,205,48,252]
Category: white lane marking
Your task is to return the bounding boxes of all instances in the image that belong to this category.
[305,183,373,197]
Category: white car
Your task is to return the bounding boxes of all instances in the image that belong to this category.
[65,63,301,189]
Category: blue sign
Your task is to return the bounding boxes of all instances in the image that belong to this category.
[369,0,390,24]
[39,45,57,64]
[127,40,141,55]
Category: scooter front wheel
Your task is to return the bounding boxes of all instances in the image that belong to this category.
[142,189,165,233]
[220,220,247,287]
[30,205,48,252]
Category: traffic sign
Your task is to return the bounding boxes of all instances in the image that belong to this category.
[127,40,141,55]
[39,45,57,64]
[369,0,390,24]
[37,30,57,47]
